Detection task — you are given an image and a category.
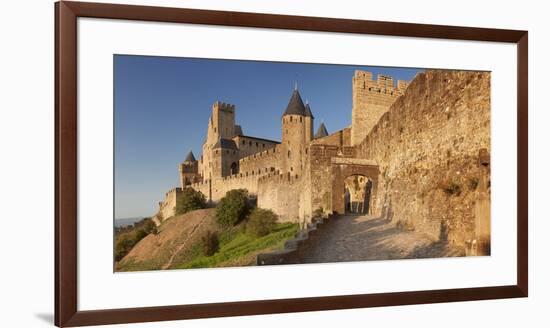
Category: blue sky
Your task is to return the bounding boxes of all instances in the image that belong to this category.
[114,55,421,219]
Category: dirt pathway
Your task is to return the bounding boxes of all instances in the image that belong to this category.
[161,218,206,269]
[304,215,464,263]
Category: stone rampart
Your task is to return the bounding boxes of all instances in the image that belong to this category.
[357,70,491,246]
[238,145,282,176]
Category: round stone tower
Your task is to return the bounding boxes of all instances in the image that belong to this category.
[281,86,313,175]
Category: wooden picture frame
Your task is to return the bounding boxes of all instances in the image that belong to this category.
[55,1,528,326]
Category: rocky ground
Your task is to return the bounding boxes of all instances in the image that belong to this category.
[303,215,465,264]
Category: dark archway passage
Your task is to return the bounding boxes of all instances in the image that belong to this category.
[330,158,379,215]
[344,175,373,214]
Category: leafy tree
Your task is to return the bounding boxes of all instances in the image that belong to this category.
[115,236,134,261]
[201,230,220,256]
[216,189,250,227]
[142,218,158,235]
[246,208,278,237]
[114,218,158,262]
[175,188,207,215]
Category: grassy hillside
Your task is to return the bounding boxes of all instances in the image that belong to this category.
[116,209,218,271]
[176,223,298,269]
[116,208,298,272]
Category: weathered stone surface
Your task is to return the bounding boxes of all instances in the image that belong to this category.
[357,70,491,246]
[351,71,409,146]
[154,69,490,251]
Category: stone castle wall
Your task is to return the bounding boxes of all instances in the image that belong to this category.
[308,144,356,216]
[351,71,409,146]
[233,135,279,158]
[257,172,307,223]
[155,69,490,251]
[189,173,260,203]
[356,70,491,246]
[199,102,236,179]
[281,114,312,175]
[157,187,181,222]
[311,127,351,147]
[239,145,282,176]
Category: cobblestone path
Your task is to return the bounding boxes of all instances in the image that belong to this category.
[303,215,464,263]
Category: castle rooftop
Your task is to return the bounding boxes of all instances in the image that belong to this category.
[304,102,315,119]
[283,88,312,117]
[184,150,196,162]
[236,135,281,144]
[314,123,329,138]
[212,138,238,150]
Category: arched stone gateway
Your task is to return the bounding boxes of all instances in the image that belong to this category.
[330,158,379,215]
[344,175,373,214]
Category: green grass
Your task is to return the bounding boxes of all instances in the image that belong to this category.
[174,223,299,269]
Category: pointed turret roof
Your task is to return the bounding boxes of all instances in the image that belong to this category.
[184,151,196,162]
[283,88,308,117]
[304,101,314,118]
[314,123,329,139]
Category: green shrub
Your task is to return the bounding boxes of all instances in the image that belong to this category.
[114,218,157,262]
[216,189,250,227]
[142,219,158,234]
[175,187,206,215]
[114,236,134,261]
[201,230,220,256]
[246,208,278,237]
[134,228,147,241]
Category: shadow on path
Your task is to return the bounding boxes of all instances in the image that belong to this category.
[303,215,464,264]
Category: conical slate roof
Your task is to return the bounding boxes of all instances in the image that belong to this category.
[283,89,310,117]
[304,102,315,119]
[314,123,329,139]
[184,151,196,162]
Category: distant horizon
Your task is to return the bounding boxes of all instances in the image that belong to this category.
[114,55,422,219]
[115,216,147,221]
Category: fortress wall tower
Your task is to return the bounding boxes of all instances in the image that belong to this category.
[282,114,306,174]
[211,144,240,177]
[281,88,313,175]
[179,151,199,188]
[157,187,182,222]
[199,101,237,180]
[351,70,409,146]
[208,101,236,142]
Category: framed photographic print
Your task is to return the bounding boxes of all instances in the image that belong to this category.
[55,1,528,326]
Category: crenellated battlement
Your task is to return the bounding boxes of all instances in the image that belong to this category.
[212,101,235,113]
[239,147,278,163]
[351,70,411,146]
[258,171,301,184]
[353,70,409,97]
[165,187,182,197]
